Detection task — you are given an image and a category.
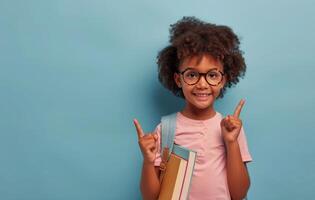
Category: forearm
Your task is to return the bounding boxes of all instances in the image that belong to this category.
[226,141,250,200]
[140,162,160,200]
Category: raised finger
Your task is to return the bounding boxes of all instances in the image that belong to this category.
[233,99,245,118]
[133,119,144,139]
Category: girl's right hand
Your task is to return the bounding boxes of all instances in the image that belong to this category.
[133,119,158,164]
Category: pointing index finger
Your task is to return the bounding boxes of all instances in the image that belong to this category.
[133,119,144,139]
[233,99,245,118]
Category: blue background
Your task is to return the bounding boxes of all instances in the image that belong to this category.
[1,0,314,199]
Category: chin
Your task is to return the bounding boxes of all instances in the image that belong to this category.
[195,103,212,110]
[190,100,213,110]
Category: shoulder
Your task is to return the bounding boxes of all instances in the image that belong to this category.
[161,112,178,119]
[153,123,162,133]
[215,111,223,118]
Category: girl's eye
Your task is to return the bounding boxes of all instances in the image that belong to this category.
[207,72,219,79]
[186,71,198,78]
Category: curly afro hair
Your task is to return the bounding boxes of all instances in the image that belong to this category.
[157,16,246,98]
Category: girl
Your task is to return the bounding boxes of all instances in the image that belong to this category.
[134,16,252,200]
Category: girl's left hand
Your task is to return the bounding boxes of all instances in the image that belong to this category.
[221,99,245,144]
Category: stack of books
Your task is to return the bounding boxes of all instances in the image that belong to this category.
[158,144,197,200]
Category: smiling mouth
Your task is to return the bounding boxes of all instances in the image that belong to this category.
[193,93,211,97]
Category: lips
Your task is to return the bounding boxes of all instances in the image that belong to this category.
[192,92,212,101]
[193,93,211,96]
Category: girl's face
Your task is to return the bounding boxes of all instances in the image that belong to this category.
[174,54,225,112]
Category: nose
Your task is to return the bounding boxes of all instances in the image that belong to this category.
[196,74,209,88]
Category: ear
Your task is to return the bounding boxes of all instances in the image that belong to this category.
[173,73,182,88]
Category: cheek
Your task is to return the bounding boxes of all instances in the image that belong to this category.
[213,85,224,97]
[181,85,193,97]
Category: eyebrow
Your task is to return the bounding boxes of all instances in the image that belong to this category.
[181,67,220,72]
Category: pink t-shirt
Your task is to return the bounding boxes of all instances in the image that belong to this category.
[154,112,252,200]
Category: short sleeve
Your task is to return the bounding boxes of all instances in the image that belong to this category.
[237,127,253,162]
[153,123,162,167]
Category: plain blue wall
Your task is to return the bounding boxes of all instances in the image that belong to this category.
[1,0,314,199]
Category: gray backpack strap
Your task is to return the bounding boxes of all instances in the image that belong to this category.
[161,112,177,158]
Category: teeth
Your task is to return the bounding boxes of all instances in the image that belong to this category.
[194,93,210,96]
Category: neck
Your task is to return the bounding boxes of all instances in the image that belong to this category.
[181,104,216,120]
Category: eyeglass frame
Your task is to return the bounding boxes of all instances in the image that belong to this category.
[177,68,225,86]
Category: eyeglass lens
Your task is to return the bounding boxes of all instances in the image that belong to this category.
[182,69,222,85]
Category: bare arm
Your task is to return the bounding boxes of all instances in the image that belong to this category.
[226,141,250,200]
[133,119,161,200]
[140,165,161,200]
[221,100,250,200]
